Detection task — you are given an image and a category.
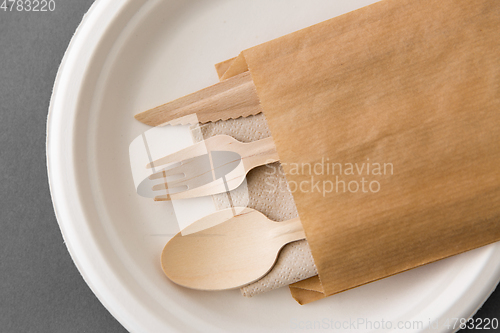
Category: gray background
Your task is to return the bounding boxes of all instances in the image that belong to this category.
[0,0,498,332]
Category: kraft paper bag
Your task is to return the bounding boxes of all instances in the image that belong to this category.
[217,0,500,302]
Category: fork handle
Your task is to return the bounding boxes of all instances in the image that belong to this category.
[240,137,280,169]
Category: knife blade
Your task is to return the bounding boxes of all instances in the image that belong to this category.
[134,71,262,126]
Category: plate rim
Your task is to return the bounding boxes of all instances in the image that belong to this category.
[46,0,175,332]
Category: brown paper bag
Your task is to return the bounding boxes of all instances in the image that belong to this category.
[217,0,500,303]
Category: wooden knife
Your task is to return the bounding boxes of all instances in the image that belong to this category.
[134,71,262,126]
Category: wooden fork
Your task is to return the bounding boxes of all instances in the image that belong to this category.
[148,135,279,201]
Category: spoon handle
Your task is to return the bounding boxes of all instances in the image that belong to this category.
[271,217,306,244]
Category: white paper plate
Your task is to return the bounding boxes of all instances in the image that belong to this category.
[47,0,500,332]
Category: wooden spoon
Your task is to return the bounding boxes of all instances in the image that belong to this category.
[161,207,305,290]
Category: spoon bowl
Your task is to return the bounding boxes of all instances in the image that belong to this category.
[161,207,305,290]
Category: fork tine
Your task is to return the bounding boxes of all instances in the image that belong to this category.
[152,178,190,191]
[151,155,244,193]
[153,171,246,201]
[151,154,217,194]
[152,183,169,191]
[148,165,185,180]
[151,184,189,195]
[153,178,229,201]
[154,194,173,201]
[151,168,213,191]
[149,171,167,181]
